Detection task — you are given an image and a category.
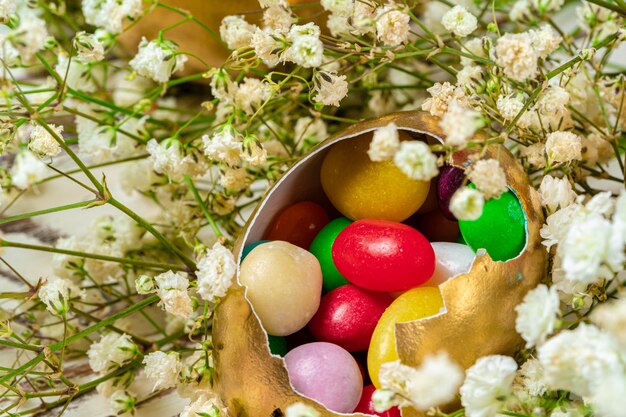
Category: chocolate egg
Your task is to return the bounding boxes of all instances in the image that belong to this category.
[320,132,430,222]
[368,287,444,388]
[284,342,363,413]
[309,218,352,292]
[265,201,330,249]
[239,241,322,336]
[333,219,435,292]
[308,284,393,352]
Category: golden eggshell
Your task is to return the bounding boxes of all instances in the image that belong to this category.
[212,112,546,417]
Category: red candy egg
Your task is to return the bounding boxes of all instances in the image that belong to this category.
[354,385,402,417]
[265,201,330,249]
[308,284,393,352]
[332,219,435,292]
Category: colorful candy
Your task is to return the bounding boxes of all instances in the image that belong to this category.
[309,217,352,292]
[284,342,363,413]
[241,240,270,261]
[368,287,444,387]
[308,284,394,352]
[239,241,322,336]
[265,201,329,249]
[459,188,526,261]
[437,165,466,220]
[267,335,288,357]
[422,242,476,287]
[354,385,402,417]
[320,134,431,222]
[333,219,435,292]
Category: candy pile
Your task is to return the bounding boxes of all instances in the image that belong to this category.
[239,134,527,414]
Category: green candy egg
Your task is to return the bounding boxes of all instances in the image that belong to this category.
[309,217,352,292]
[459,187,526,262]
[267,334,288,356]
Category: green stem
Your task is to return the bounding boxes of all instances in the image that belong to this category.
[184,175,222,238]
[0,200,98,225]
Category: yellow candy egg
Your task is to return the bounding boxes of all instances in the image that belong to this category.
[320,132,431,222]
[367,287,444,387]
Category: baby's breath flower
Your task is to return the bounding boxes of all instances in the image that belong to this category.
[497,94,525,122]
[180,393,229,417]
[440,101,483,148]
[422,82,466,117]
[263,5,296,33]
[73,31,105,63]
[539,176,576,213]
[219,167,248,191]
[372,389,396,413]
[313,71,349,107]
[110,390,136,416]
[55,54,98,92]
[495,32,538,81]
[529,25,562,59]
[88,333,138,373]
[242,134,268,166]
[147,138,205,181]
[368,123,400,162]
[251,28,284,67]
[456,65,482,90]
[219,15,256,50]
[155,271,193,319]
[129,38,187,83]
[516,359,548,397]
[450,187,485,220]
[0,0,16,21]
[259,0,287,7]
[545,131,582,164]
[460,355,518,417]
[234,78,272,115]
[468,159,508,200]
[143,351,182,391]
[376,4,411,46]
[510,0,533,21]
[82,0,142,34]
[196,242,237,302]
[592,296,626,347]
[28,123,62,157]
[135,275,155,294]
[39,278,82,316]
[285,29,324,68]
[441,5,477,37]
[393,141,438,181]
[202,126,243,166]
[285,402,320,417]
[321,0,353,16]
[532,0,565,13]
[10,149,48,189]
[515,284,560,348]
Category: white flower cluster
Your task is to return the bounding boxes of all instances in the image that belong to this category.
[195,242,237,302]
[88,332,138,373]
[130,37,188,83]
[82,0,142,34]
[143,351,182,391]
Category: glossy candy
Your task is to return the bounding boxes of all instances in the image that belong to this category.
[284,342,363,413]
[320,133,430,222]
[309,218,352,292]
[308,284,393,352]
[265,201,330,249]
[239,241,322,336]
[422,242,476,287]
[368,287,444,387]
[354,385,402,417]
[437,166,466,220]
[411,209,460,243]
[333,219,435,292]
[241,240,270,261]
[459,188,526,262]
[267,335,288,357]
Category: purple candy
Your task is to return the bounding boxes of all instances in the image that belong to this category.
[284,342,363,413]
[437,165,466,220]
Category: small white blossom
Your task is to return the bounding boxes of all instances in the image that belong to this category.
[532,0,564,13]
[515,284,560,348]
[55,54,98,92]
[28,124,62,157]
[242,134,267,166]
[110,390,136,415]
[442,5,477,37]
[540,203,586,249]
[393,141,438,181]
[180,394,229,417]
[372,389,396,413]
[88,332,138,373]
[422,82,466,117]
[456,65,482,89]
[313,71,349,107]
[516,359,548,397]
[495,32,538,82]
[0,0,15,20]
[529,25,562,59]
[73,31,105,63]
[376,5,411,46]
[285,402,320,417]
[196,242,237,301]
[259,0,287,7]
[251,28,284,67]
[539,176,576,213]
[545,131,582,164]
[440,101,483,148]
[219,167,248,191]
[135,275,155,294]
[592,296,626,347]
[146,138,204,181]
[234,77,272,115]
[220,15,256,50]
[538,324,622,397]
[82,0,142,34]
[589,371,626,417]
[496,94,525,122]
[202,126,243,166]
[368,123,400,161]
[263,5,296,33]
[450,187,485,221]
[129,38,187,83]
[39,278,82,315]
[143,351,182,391]
[468,159,508,200]
[10,150,48,189]
[285,31,323,68]
[321,0,353,16]
[155,271,193,319]
[460,355,518,417]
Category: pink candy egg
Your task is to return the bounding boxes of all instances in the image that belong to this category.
[332,219,436,292]
[284,342,363,413]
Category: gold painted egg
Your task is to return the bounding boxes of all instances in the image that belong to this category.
[212,112,546,417]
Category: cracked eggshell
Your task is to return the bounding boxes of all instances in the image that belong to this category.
[212,112,546,417]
